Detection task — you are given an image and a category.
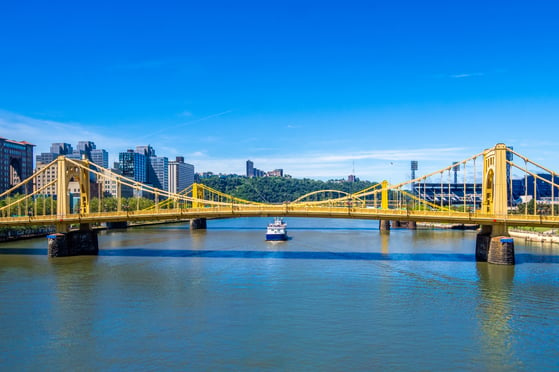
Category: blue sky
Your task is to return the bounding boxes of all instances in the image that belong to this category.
[1,0,558,183]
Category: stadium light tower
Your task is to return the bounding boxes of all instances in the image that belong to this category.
[411,161,418,192]
[452,161,460,184]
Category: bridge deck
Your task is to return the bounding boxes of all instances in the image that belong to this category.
[2,206,559,228]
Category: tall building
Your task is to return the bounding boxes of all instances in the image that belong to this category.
[76,141,96,155]
[34,162,57,196]
[37,142,72,164]
[91,149,109,168]
[66,141,96,160]
[36,152,57,164]
[169,157,195,193]
[38,141,107,164]
[0,137,35,193]
[98,169,119,197]
[50,143,73,155]
[246,160,254,178]
[119,150,147,183]
[135,145,156,157]
[148,156,169,191]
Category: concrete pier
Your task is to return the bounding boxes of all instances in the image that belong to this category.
[47,230,99,257]
[475,233,491,262]
[488,237,515,265]
[476,225,515,265]
[379,220,390,231]
[190,218,207,230]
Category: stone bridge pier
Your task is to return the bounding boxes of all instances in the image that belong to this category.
[48,224,99,257]
[475,225,515,265]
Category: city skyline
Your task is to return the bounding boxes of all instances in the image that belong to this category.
[1,1,559,183]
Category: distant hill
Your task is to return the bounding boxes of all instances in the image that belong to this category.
[199,175,378,203]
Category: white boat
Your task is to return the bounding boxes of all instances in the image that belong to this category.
[266,217,288,241]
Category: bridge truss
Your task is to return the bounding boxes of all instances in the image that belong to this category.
[1,143,559,231]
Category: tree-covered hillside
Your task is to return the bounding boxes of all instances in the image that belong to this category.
[200,176,378,203]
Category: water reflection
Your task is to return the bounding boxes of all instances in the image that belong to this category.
[380,231,389,255]
[2,247,559,265]
[476,263,519,370]
[1,219,559,370]
[190,229,208,250]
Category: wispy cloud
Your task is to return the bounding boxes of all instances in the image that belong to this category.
[133,110,233,141]
[0,110,120,149]
[450,72,484,79]
[0,109,477,182]
[190,146,471,181]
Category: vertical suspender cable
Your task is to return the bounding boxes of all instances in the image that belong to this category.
[447,168,451,212]
[533,176,537,216]
[524,159,528,217]
[473,157,477,213]
[463,161,467,212]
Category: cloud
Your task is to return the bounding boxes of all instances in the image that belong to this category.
[0,109,478,183]
[450,72,484,79]
[133,110,233,141]
[0,110,118,148]
[0,110,129,166]
[188,146,472,182]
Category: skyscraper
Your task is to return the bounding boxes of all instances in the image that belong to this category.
[91,149,109,168]
[119,150,147,183]
[73,141,96,160]
[37,141,108,165]
[246,160,254,178]
[36,142,72,164]
[0,137,35,193]
[148,156,168,191]
[50,143,73,155]
[135,145,156,157]
[169,157,195,193]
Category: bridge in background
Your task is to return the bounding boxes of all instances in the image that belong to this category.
[2,143,559,264]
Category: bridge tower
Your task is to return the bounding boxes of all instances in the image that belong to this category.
[379,180,390,231]
[48,156,98,257]
[190,183,207,230]
[477,144,514,264]
[56,156,91,224]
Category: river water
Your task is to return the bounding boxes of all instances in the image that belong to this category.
[1,218,558,371]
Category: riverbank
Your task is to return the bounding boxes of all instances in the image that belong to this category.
[0,227,56,242]
[509,229,559,244]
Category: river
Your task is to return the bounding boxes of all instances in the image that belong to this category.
[1,218,558,370]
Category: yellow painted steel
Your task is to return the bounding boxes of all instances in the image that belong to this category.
[381,180,388,210]
[3,144,559,230]
[482,143,508,216]
[56,156,68,217]
[79,160,90,214]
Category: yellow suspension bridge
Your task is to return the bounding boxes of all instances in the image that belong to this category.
[2,143,559,263]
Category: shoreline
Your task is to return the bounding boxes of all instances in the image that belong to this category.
[508,229,559,244]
